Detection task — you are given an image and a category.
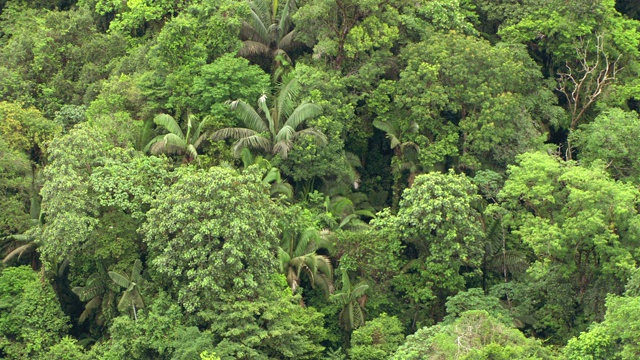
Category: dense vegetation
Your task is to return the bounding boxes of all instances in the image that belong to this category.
[2,0,640,358]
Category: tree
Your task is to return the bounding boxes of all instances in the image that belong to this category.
[392,310,553,360]
[349,313,404,360]
[144,113,211,163]
[496,151,640,341]
[142,166,281,311]
[0,266,70,359]
[563,269,640,360]
[279,225,333,297]
[72,266,119,325]
[0,138,32,238]
[331,268,369,339]
[372,116,420,211]
[38,124,110,264]
[386,32,558,170]
[238,0,300,76]
[571,108,640,181]
[108,259,145,321]
[385,171,485,326]
[206,278,327,359]
[211,73,326,159]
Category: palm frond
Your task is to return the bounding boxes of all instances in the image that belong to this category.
[294,128,327,145]
[186,144,198,160]
[278,247,291,272]
[240,147,256,168]
[313,273,333,295]
[278,30,296,51]
[117,291,132,312]
[130,289,144,309]
[373,119,401,148]
[108,271,131,289]
[211,127,259,141]
[242,3,269,43]
[270,182,293,200]
[154,114,184,139]
[276,75,301,123]
[3,242,36,263]
[315,255,333,278]
[275,124,296,142]
[238,40,273,57]
[78,296,102,323]
[135,119,156,152]
[293,228,318,256]
[191,116,211,147]
[256,95,274,133]
[284,102,322,130]
[228,99,269,133]
[351,282,369,299]
[144,135,166,153]
[262,167,282,184]
[233,135,273,157]
[131,259,143,283]
[272,139,294,159]
[72,284,103,302]
[157,133,188,154]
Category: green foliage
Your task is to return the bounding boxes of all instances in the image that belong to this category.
[0,138,32,237]
[90,148,171,220]
[205,280,327,359]
[278,205,333,296]
[190,54,270,119]
[331,268,369,335]
[38,124,111,263]
[136,0,247,112]
[571,108,640,181]
[563,291,640,359]
[212,72,326,159]
[143,166,280,311]
[0,267,70,359]
[86,294,208,360]
[0,5,126,117]
[54,105,87,131]
[0,101,61,160]
[443,288,512,324]
[144,113,212,162]
[392,310,553,360]
[389,33,557,169]
[496,151,640,341]
[43,337,89,360]
[108,259,145,319]
[349,313,404,360]
[391,171,484,308]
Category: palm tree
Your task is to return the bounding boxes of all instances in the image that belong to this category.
[72,265,119,325]
[240,147,293,200]
[212,74,326,159]
[108,259,145,321]
[144,114,211,162]
[1,233,38,269]
[278,227,333,298]
[331,268,369,342]
[373,118,420,211]
[239,0,300,77]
